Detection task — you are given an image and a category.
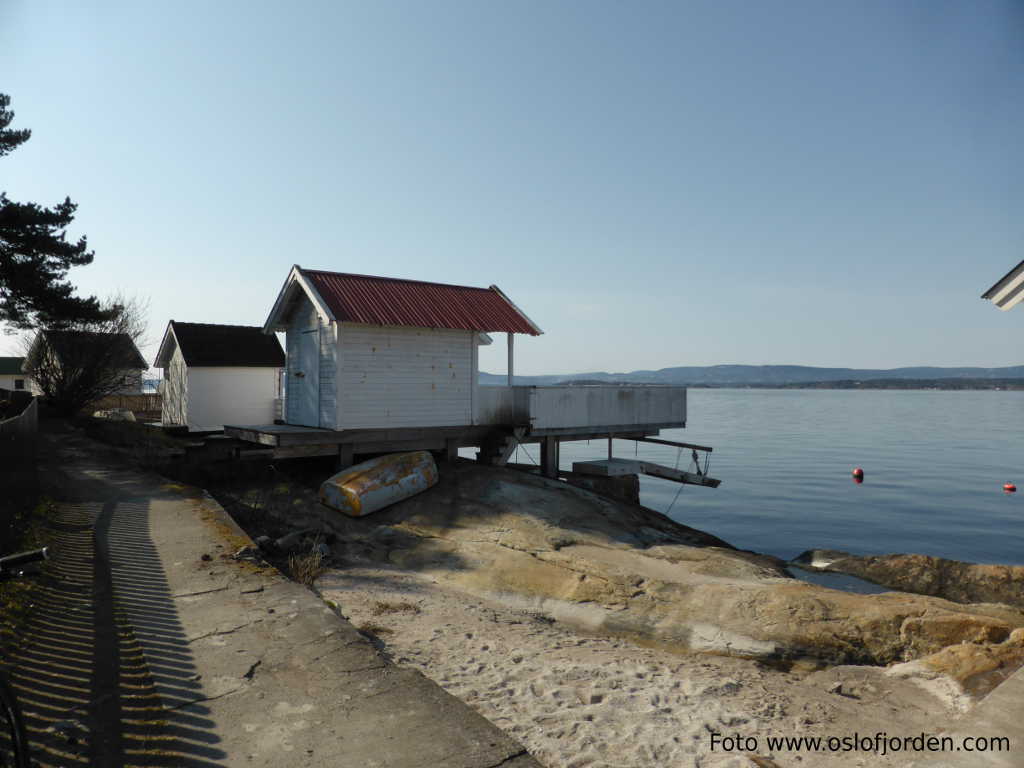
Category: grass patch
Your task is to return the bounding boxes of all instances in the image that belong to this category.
[371,600,421,616]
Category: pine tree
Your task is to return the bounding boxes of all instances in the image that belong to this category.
[0,93,108,329]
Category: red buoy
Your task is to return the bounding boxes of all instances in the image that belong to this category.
[1004,483,1017,494]
[852,467,864,480]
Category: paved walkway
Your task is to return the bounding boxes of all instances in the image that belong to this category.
[915,668,1024,768]
[8,426,540,767]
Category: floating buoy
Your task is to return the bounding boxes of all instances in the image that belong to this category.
[853,475,864,485]
[1004,483,1017,494]
[852,467,864,480]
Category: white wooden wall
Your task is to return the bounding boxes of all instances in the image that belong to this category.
[186,367,280,429]
[336,325,475,428]
[0,374,27,392]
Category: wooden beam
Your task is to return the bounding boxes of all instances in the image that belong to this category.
[224,427,280,446]
[634,436,713,453]
[641,462,721,488]
[272,444,338,459]
[354,438,447,453]
[507,332,514,387]
[338,443,354,470]
[228,424,500,447]
[540,435,559,479]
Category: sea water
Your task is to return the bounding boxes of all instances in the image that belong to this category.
[528,389,1024,566]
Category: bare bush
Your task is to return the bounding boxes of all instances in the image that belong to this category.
[22,294,149,415]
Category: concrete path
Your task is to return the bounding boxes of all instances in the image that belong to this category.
[8,426,540,768]
[915,668,1024,768]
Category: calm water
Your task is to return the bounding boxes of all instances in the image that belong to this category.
[515,389,1024,565]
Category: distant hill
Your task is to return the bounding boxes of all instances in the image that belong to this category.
[479,364,1024,387]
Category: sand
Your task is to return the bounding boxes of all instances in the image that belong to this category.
[317,564,965,768]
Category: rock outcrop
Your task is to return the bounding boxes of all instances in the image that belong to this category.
[306,462,1024,667]
[791,549,1024,608]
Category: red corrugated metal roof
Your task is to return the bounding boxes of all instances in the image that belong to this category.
[300,269,541,335]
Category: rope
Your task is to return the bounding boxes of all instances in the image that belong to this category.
[512,436,538,465]
[665,475,686,515]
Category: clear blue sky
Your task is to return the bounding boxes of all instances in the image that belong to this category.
[1,0,1022,374]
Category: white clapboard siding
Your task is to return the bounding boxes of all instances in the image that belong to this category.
[337,325,474,428]
[186,366,280,429]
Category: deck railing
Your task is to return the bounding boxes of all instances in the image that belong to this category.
[476,385,686,433]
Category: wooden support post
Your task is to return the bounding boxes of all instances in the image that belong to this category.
[608,433,614,460]
[541,436,559,478]
[507,332,514,387]
[337,443,354,470]
[445,438,459,463]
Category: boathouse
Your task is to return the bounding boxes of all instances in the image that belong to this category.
[261,265,541,430]
[154,321,284,430]
[225,266,704,484]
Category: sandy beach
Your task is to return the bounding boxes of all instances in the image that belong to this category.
[317,564,963,768]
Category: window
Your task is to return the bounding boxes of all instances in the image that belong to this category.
[14,379,24,390]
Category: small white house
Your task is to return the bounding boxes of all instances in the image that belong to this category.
[154,321,285,430]
[0,357,28,392]
[262,266,542,429]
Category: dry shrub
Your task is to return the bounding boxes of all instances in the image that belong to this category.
[287,537,326,586]
[357,623,394,637]
[371,600,421,616]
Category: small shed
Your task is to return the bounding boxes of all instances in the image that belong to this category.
[263,266,542,429]
[154,321,285,430]
[0,357,27,392]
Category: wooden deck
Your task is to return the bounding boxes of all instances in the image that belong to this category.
[223,423,505,459]
[223,412,700,482]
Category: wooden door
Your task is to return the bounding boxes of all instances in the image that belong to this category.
[293,327,320,427]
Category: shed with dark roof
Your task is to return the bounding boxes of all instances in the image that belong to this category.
[154,321,284,429]
[262,265,542,429]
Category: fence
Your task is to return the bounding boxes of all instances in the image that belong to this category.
[0,388,38,460]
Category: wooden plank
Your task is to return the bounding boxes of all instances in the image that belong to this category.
[641,462,721,488]
[223,427,281,446]
[572,458,641,477]
[272,444,339,459]
[635,436,713,453]
[352,438,447,453]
